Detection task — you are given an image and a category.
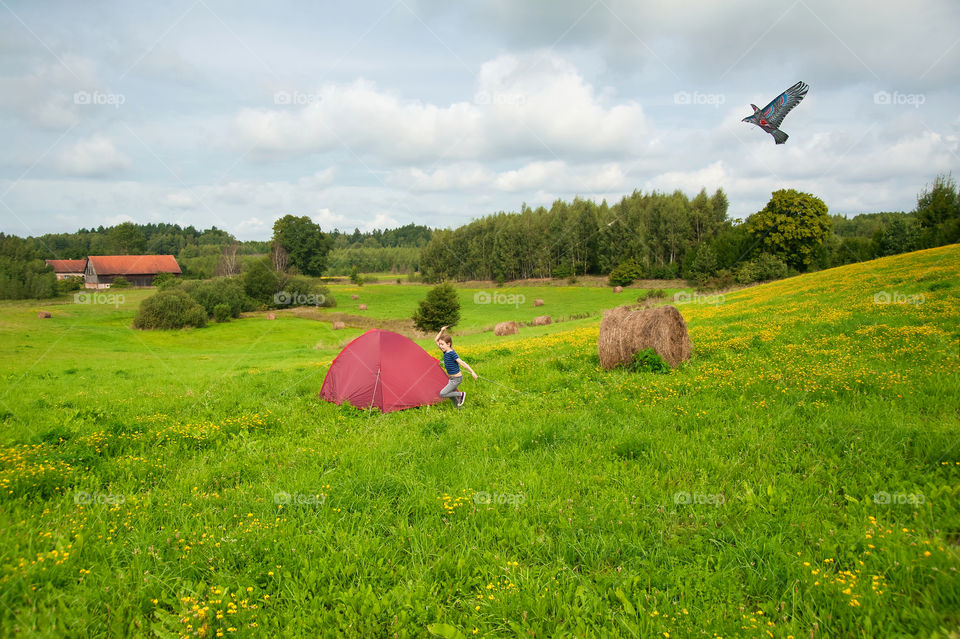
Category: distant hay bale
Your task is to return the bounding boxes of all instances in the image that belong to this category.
[266,312,276,320]
[613,286,623,293]
[534,299,544,307]
[358,304,367,310]
[351,294,359,300]
[494,321,518,336]
[38,311,51,318]
[597,305,692,369]
[532,315,552,326]
[332,321,345,330]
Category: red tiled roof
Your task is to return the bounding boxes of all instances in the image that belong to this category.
[87,255,182,276]
[45,259,87,273]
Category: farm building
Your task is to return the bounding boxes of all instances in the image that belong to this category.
[84,255,181,288]
[45,259,87,280]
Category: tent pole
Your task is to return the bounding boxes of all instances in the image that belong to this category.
[369,368,381,413]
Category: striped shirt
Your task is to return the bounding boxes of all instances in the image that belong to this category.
[443,350,461,375]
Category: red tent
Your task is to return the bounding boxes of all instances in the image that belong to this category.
[320,329,450,413]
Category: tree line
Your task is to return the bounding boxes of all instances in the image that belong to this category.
[418,173,959,286]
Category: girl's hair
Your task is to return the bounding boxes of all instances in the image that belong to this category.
[441,334,453,346]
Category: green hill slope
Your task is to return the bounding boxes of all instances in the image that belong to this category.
[0,245,958,637]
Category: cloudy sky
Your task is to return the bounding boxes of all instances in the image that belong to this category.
[1,0,958,241]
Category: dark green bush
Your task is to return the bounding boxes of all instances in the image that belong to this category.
[110,276,130,289]
[213,303,231,323]
[152,272,177,288]
[608,259,644,287]
[698,269,735,292]
[277,276,336,308]
[412,282,461,332]
[57,276,84,294]
[133,289,207,330]
[735,253,789,284]
[181,278,246,318]
[243,260,280,306]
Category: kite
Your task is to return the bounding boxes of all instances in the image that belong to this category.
[741,81,809,144]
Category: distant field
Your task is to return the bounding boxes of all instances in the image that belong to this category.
[1,246,958,637]
[320,283,683,335]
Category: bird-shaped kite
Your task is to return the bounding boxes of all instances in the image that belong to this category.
[741,81,809,144]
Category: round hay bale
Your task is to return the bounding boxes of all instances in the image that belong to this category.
[266,312,276,320]
[597,304,692,369]
[358,304,367,310]
[613,286,623,293]
[332,321,346,330]
[351,294,359,300]
[38,311,51,318]
[532,315,552,326]
[534,299,544,307]
[494,321,518,336]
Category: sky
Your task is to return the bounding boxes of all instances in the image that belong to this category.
[1,0,958,241]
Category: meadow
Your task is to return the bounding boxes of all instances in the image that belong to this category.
[0,245,958,638]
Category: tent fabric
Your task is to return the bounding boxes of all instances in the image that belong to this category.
[320,329,450,413]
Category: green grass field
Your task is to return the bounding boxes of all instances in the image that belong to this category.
[1,246,959,637]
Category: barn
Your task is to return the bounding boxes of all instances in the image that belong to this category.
[45,259,87,280]
[84,255,182,288]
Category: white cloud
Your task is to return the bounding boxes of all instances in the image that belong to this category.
[296,168,337,189]
[163,192,196,209]
[54,135,130,176]
[389,160,629,195]
[0,54,101,129]
[233,51,647,163]
[236,217,268,235]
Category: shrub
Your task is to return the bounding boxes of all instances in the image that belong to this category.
[735,253,789,284]
[110,276,130,289]
[349,266,364,286]
[278,276,336,308]
[133,289,207,330]
[213,303,231,323]
[412,282,461,332]
[57,276,84,294]
[624,348,670,374]
[608,259,644,287]
[181,278,246,318]
[152,272,176,288]
[243,260,280,306]
[698,269,735,292]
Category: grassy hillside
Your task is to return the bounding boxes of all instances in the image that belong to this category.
[1,245,958,637]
